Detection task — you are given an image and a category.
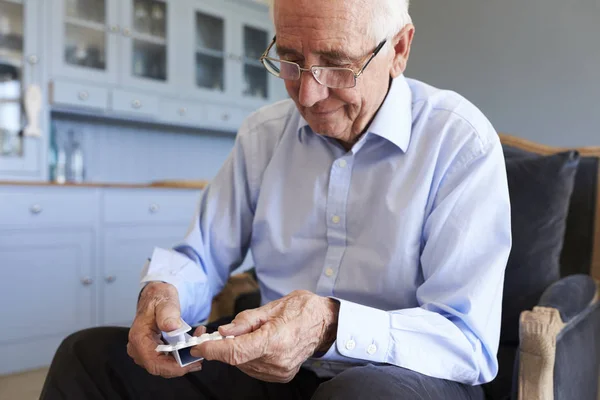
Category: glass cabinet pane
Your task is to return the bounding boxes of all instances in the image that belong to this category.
[243,26,268,99]
[65,0,105,24]
[0,0,24,157]
[195,11,224,91]
[131,0,167,81]
[64,0,107,70]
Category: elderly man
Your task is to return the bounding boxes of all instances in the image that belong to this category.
[41,0,511,398]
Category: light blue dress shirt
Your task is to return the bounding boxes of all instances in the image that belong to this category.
[141,75,512,385]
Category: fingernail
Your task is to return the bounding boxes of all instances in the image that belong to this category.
[164,318,180,330]
[221,322,235,331]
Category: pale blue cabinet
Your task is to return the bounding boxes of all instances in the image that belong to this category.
[0,185,200,375]
[101,225,189,327]
[0,230,95,374]
[0,0,45,180]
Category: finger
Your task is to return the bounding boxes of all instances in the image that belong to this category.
[191,329,267,365]
[219,307,270,337]
[193,326,207,336]
[155,298,182,332]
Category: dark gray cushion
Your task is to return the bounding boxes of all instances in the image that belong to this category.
[500,149,580,344]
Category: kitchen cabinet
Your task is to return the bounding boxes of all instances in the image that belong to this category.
[0,184,201,375]
[0,230,95,375]
[47,0,286,129]
[101,225,189,327]
[0,0,44,180]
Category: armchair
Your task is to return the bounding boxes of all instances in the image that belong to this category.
[209,134,600,400]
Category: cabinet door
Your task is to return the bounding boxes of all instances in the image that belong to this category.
[231,11,285,107]
[180,0,235,103]
[118,0,174,94]
[0,230,94,374]
[50,0,119,84]
[0,0,44,180]
[101,225,187,327]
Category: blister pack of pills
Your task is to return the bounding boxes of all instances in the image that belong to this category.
[155,319,234,367]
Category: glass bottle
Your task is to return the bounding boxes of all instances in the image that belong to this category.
[66,130,85,183]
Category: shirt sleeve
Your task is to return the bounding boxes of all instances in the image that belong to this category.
[139,118,258,325]
[317,135,512,385]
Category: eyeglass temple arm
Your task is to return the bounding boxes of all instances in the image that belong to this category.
[356,39,387,77]
[261,36,277,59]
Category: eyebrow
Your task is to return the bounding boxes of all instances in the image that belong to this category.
[276,45,359,63]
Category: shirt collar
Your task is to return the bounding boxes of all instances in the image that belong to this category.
[296,75,413,152]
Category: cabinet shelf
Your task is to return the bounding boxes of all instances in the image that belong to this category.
[196,47,224,59]
[132,32,167,46]
[65,16,106,33]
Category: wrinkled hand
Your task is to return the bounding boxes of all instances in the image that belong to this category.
[127,282,205,378]
[191,290,339,383]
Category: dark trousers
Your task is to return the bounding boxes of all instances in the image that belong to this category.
[41,323,486,400]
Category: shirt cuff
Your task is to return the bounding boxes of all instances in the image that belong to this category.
[326,298,390,363]
[140,247,208,322]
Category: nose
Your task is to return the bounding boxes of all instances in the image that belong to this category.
[297,70,329,108]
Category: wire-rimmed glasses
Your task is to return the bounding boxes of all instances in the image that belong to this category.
[259,36,387,89]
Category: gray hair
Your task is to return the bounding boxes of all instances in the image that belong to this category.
[267,0,412,47]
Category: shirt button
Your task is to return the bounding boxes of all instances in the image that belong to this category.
[325,268,334,277]
[367,344,377,355]
[338,160,347,168]
[331,215,340,224]
[345,339,356,351]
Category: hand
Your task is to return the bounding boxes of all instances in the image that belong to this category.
[127,282,204,378]
[191,290,339,383]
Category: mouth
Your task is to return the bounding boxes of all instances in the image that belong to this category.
[310,107,341,116]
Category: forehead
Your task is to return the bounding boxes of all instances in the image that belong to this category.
[273,0,371,58]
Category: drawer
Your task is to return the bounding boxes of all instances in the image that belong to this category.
[103,190,200,225]
[111,89,159,116]
[50,80,109,111]
[0,188,98,227]
[160,99,206,126]
[205,105,252,132]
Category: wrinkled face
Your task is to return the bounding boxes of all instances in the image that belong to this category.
[273,0,397,145]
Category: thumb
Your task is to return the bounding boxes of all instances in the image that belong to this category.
[155,298,182,332]
[218,308,268,337]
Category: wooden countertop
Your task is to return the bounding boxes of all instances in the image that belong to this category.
[0,180,209,190]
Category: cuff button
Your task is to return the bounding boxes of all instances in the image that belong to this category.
[345,339,356,351]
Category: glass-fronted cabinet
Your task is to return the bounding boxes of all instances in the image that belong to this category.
[51,0,119,84]
[241,24,269,100]
[0,0,43,179]
[121,0,174,91]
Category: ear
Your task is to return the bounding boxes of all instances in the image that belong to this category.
[390,24,415,78]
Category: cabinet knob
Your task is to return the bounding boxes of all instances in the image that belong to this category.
[110,25,120,33]
[122,27,131,37]
[27,55,39,65]
[221,113,230,121]
[178,107,187,116]
[132,99,142,109]
[78,91,89,101]
[149,203,160,213]
[105,275,117,283]
[29,204,42,214]
[81,277,94,286]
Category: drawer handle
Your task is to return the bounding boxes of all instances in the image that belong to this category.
[81,277,94,286]
[28,54,39,65]
[78,91,89,101]
[132,99,142,109]
[110,25,120,33]
[105,275,117,283]
[30,204,43,214]
[149,203,160,213]
[179,107,187,116]
[122,27,131,37]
